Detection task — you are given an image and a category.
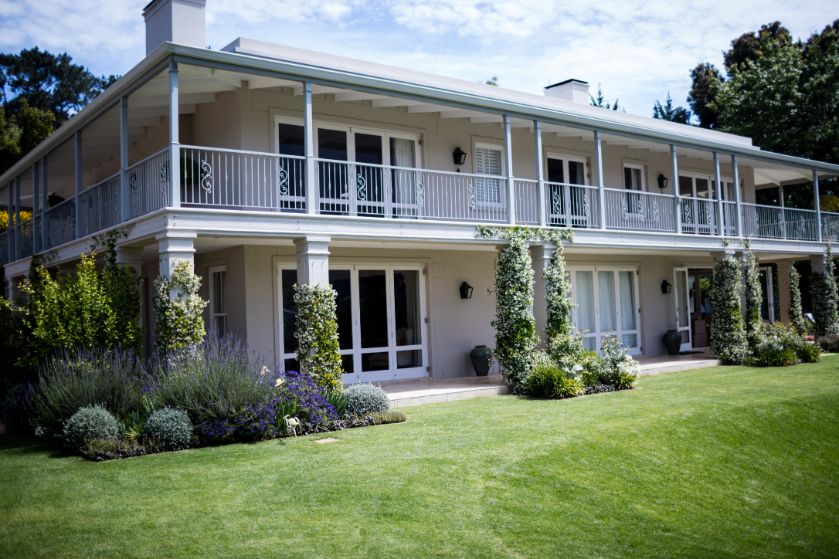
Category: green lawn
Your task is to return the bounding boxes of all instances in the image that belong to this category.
[2,358,839,559]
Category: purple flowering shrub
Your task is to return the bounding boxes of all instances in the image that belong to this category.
[197,369,338,443]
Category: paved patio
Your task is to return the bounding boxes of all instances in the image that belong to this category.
[382,352,721,407]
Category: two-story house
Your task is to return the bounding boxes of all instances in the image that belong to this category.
[3,0,838,383]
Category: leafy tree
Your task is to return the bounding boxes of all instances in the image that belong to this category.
[590,84,621,111]
[687,63,723,129]
[485,76,498,86]
[652,92,691,124]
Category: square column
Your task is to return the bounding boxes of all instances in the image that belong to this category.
[776,260,792,323]
[116,246,145,277]
[294,236,330,286]
[530,244,551,343]
[503,114,516,225]
[156,231,196,279]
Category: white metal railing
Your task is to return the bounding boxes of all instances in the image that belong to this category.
[741,203,819,241]
[680,196,718,235]
[44,198,76,249]
[18,222,32,258]
[721,200,738,236]
[545,182,600,228]
[0,230,7,265]
[78,173,120,238]
[514,179,540,225]
[822,212,839,242]
[128,148,170,219]
[604,188,676,233]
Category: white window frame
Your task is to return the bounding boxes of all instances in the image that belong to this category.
[208,265,228,338]
[472,141,505,208]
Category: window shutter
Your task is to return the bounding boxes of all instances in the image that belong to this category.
[475,147,502,204]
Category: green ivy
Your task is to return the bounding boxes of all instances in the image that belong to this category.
[293,283,343,392]
[544,242,573,342]
[710,255,748,364]
[153,261,207,356]
[789,264,806,336]
[492,234,537,392]
[812,246,839,337]
[741,251,762,349]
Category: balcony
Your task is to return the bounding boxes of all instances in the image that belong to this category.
[2,145,835,267]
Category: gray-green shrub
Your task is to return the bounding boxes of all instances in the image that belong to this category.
[144,408,193,449]
[30,349,144,435]
[344,384,390,416]
[62,405,120,449]
[524,352,584,399]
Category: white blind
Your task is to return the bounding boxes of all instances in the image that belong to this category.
[474,146,502,204]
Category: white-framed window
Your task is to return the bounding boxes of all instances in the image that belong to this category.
[623,163,645,216]
[208,266,228,337]
[473,142,504,206]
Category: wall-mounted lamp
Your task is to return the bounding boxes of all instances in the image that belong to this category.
[661,280,672,294]
[452,147,467,167]
[459,281,474,299]
[657,174,669,191]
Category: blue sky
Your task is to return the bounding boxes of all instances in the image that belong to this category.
[0,0,832,117]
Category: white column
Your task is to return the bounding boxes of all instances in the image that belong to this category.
[670,144,681,234]
[776,260,791,323]
[503,114,516,225]
[594,130,606,229]
[41,156,48,249]
[814,170,823,242]
[303,81,316,215]
[294,236,330,286]
[731,154,742,237]
[530,244,551,342]
[32,161,39,253]
[74,130,82,239]
[156,231,196,279]
[120,95,130,221]
[168,61,180,208]
[713,151,724,236]
[534,120,546,227]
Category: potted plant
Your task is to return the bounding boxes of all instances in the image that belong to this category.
[469,345,492,376]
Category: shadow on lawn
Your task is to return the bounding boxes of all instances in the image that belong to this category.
[0,434,70,459]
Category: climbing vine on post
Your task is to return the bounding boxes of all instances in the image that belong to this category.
[812,245,839,337]
[293,283,343,391]
[153,261,207,357]
[93,227,141,353]
[789,264,806,336]
[544,242,573,342]
[710,255,748,364]
[741,251,762,349]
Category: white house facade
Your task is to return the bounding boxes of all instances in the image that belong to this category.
[2,0,838,382]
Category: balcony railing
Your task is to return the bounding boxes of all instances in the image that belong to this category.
[0,143,834,267]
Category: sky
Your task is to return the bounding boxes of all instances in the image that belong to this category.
[0,0,834,117]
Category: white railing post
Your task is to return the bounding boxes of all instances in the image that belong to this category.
[503,113,515,224]
[731,154,742,238]
[120,95,130,221]
[41,156,48,249]
[713,151,724,236]
[14,177,21,259]
[6,182,12,260]
[670,144,681,234]
[534,120,546,227]
[168,60,181,208]
[74,130,83,239]
[303,81,316,215]
[814,169,823,242]
[32,161,39,253]
[594,130,606,229]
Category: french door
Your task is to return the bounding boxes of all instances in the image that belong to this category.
[759,266,776,322]
[545,155,590,227]
[278,264,428,383]
[569,266,641,354]
[673,267,692,351]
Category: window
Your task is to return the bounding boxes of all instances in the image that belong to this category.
[623,163,645,215]
[208,266,228,337]
[474,144,503,205]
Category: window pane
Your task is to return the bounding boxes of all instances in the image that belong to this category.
[621,334,637,348]
[341,354,354,374]
[619,271,636,331]
[318,129,347,160]
[213,315,227,338]
[282,269,298,354]
[359,270,388,348]
[212,270,226,314]
[575,271,595,333]
[547,158,565,183]
[568,161,585,185]
[396,350,422,369]
[329,270,353,350]
[598,270,616,332]
[283,358,299,373]
[679,175,693,196]
[394,270,421,346]
[278,124,304,157]
[361,352,389,371]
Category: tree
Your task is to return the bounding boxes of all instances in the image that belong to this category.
[687,63,723,129]
[590,85,621,111]
[652,92,691,124]
[485,76,498,86]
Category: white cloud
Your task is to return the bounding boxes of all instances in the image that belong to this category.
[0,0,832,116]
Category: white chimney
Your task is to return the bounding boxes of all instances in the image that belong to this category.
[544,79,590,104]
[143,0,207,55]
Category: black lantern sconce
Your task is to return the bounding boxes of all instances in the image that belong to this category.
[660,280,672,294]
[452,147,467,167]
[657,173,669,191]
[459,281,474,299]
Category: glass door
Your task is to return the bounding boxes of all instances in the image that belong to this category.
[317,128,349,214]
[354,133,385,217]
[759,266,776,322]
[390,137,419,218]
[277,123,306,212]
[673,267,691,350]
[546,156,588,227]
[570,266,640,354]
